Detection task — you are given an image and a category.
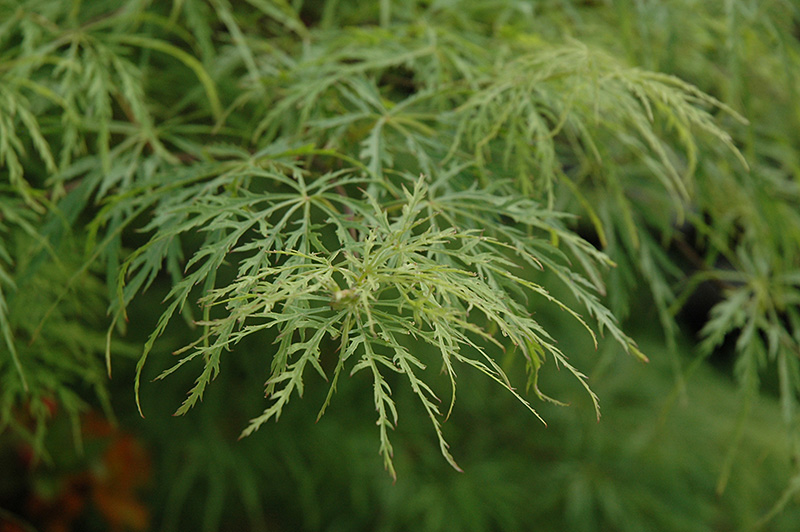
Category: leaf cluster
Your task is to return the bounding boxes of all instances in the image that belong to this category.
[1,0,798,493]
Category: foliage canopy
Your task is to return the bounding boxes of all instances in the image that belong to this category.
[1,0,800,528]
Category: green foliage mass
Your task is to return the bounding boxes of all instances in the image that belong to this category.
[1,0,800,529]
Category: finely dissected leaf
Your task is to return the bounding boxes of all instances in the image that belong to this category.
[132,174,634,472]
[451,42,745,203]
[108,34,222,121]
